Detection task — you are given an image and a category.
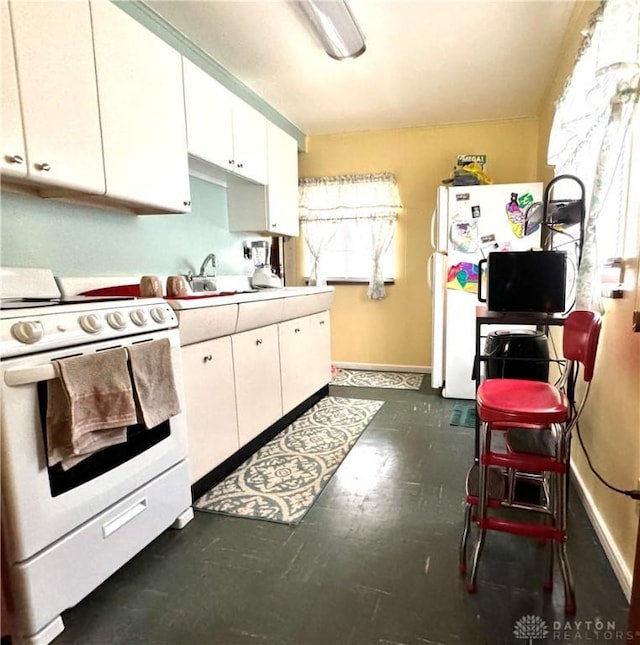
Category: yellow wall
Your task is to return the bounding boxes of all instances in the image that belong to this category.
[293,119,540,367]
[537,1,640,590]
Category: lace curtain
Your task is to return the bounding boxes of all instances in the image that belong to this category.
[298,173,402,299]
[547,0,640,312]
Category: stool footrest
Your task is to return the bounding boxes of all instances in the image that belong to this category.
[483,451,566,473]
[478,517,565,542]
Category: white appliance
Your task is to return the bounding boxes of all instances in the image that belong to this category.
[0,267,193,645]
[250,240,282,289]
[429,182,543,399]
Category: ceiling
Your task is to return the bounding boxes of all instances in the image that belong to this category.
[145,1,576,137]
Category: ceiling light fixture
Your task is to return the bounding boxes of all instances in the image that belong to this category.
[296,0,366,60]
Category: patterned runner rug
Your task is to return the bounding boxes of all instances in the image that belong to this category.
[193,396,384,525]
[330,368,423,390]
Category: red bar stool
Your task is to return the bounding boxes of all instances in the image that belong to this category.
[463,310,602,614]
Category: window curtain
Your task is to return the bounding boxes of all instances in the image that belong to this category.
[547,0,640,312]
[298,173,402,298]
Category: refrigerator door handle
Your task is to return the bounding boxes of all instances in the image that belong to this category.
[426,254,432,292]
[430,252,446,390]
[430,208,437,250]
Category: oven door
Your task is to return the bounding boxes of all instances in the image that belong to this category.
[0,329,188,564]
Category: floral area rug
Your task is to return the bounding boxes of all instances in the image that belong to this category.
[330,368,424,390]
[193,396,384,525]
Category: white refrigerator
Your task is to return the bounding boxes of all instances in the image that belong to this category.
[430,182,544,399]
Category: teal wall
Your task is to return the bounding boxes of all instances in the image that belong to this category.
[0,175,263,277]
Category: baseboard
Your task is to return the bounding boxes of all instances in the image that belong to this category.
[570,461,633,602]
[332,362,430,374]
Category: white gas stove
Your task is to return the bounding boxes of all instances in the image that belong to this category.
[0,266,191,645]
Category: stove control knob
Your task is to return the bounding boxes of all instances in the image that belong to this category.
[79,313,103,334]
[130,309,149,327]
[150,306,168,323]
[11,320,44,344]
[106,311,127,330]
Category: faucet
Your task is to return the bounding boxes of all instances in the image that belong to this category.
[198,253,217,277]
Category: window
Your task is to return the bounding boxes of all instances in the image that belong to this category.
[547,0,639,310]
[298,173,402,300]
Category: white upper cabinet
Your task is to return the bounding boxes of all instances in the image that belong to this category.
[90,0,191,213]
[266,121,299,237]
[230,96,268,185]
[6,0,104,193]
[183,57,268,186]
[227,121,300,236]
[183,57,234,173]
[1,0,26,179]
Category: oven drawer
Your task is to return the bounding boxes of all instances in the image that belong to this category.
[9,460,191,638]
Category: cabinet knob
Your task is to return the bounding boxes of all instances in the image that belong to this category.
[6,154,23,165]
[228,159,235,166]
[236,162,243,169]
[203,354,213,362]
[294,328,301,333]
[320,320,325,325]
[183,200,191,207]
[271,223,277,228]
[35,162,51,172]
[255,338,263,345]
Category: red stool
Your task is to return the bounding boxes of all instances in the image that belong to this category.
[463,310,602,614]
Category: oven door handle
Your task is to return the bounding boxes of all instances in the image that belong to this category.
[4,363,56,386]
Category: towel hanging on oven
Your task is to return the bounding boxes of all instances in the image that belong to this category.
[46,348,136,470]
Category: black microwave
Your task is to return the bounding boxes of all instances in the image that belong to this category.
[478,251,567,313]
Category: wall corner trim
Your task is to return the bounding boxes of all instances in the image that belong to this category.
[571,461,633,603]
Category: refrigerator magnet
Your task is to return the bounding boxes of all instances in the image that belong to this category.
[471,205,481,218]
[447,262,479,294]
[450,220,478,253]
[505,193,526,239]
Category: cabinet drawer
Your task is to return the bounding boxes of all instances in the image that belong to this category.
[176,304,238,346]
[282,292,334,321]
[236,299,284,333]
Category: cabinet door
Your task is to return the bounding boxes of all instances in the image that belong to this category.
[183,57,234,173]
[279,311,331,414]
[267,122,300,236]
[1,0,26,179]
[90,0,191,213]
[9,0,104,192]
[232,324,282,446]
[181,337,239,484]
[231,96,268,185]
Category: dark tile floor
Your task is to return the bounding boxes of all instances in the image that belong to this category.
[54,382,630,645]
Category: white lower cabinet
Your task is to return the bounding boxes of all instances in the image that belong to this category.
[181,336,239,484]
[181,306,332,483]
[232,324,283,446]
[279,311,331,414]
